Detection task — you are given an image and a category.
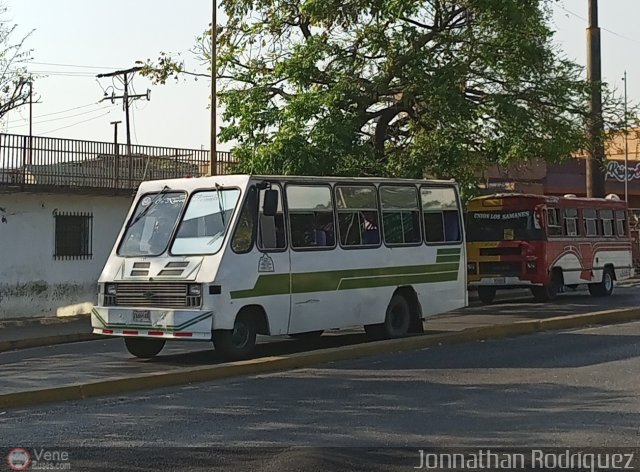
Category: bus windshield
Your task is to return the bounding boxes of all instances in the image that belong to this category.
[466,210,544,242]
[171,188,241,255]
[118,191,187,256]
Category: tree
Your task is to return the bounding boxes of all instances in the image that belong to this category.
[140,0,629,187]
[0,3,32,119]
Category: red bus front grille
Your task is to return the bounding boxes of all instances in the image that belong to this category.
[479,261,521,276]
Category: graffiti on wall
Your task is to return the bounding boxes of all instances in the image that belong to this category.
[606,161,640,182]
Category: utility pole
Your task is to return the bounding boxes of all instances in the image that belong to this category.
[28,80,33,166]
[96,67,149,159]
[586,0,606,198]
[623,71,629,202]
[210,1,218,176]
[111,120,122,188]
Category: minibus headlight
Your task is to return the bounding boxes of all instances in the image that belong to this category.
[467,262,477,274]
[188,284,202,296]
[105,284,117,296]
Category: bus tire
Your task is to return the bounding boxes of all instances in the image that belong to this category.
[212,313,257,360]
[588,268,615,297]
[366,293,412,340]
[532,270,562,302]
[124,337,165,359]
[477,287,496,304]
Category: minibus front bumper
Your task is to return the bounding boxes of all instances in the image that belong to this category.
[91,306,213,340]
[468,276,541,288]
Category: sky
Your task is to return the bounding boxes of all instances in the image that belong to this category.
[0,0,639,152]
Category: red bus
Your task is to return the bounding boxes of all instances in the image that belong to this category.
[466,193,634,303]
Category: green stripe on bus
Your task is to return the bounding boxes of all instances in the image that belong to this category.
[230,262,460,299]
[437,248,462,255]
[337,271,458,290]
[436,255,461,263]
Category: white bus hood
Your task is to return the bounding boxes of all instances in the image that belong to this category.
[108,257,205,282]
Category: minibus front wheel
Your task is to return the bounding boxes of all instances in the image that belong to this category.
[212,312,257,360]
[124,337,166,359]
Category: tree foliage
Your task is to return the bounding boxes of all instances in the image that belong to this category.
[0,3,32,120]
[141,0,630,186]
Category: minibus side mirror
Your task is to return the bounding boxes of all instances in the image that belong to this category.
[263,189,279,217]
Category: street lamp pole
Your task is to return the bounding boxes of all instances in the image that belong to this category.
[623,71,629,201]
[210,0,217,176]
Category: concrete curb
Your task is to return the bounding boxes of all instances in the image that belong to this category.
[0,314,90,329]
[0,333,100,353]
[2,306,640,410]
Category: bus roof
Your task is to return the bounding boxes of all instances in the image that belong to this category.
[468,193,628,210]
[136,174,460,194]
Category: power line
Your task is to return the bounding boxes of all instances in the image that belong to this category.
[24,61,123,70]
[558,5,640,45]
[7,105,114,129]
[39,110,113,136]
[26,70,101,77]
[26,102,100,119]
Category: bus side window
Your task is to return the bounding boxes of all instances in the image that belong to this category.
[616,210,628,237]
[583,209,598,237]
[231,187,257,254]
[286,185,335,250]
[564,208,578,236]
[599,209,614,237]
[258,185,286,251]
[335,185,380,247]
[546,208,563,236]
[420,186,461,243]
[380,186,421,245]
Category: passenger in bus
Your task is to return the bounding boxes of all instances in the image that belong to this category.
[363,211,380,245]
[443,211,460,242]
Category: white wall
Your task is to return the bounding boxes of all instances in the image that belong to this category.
[0,192,132,319]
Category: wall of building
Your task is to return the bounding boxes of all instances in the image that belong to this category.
[0,192,132,319]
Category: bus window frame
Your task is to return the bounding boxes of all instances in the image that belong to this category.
[420,184,463,246]
[230,185,258,255]
[284,183,338,252]
[599,208,615,238]
[379,183,423,248]
[616,210,628,238]
[563,208,579,237]
[582,208,599,237]
[334,183,383,251]
[545,207,563,238]
[117,190,187,258]
[256,182,289,254]
[169,185,243,257]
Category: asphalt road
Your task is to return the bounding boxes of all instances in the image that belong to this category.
[2,319,640,470]
[1,286,639,396]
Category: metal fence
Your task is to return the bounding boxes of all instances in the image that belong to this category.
[0,133,235,192]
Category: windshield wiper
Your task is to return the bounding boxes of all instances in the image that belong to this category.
[126,185,171,230]
[215,183,226,229]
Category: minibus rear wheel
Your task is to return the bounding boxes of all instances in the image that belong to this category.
[365,292,411,340]
[124,337,165,359]
[477,287,496,304]
[212,313,257,360]
[588,268,615,297]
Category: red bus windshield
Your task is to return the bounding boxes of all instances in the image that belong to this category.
[466,210,544,242]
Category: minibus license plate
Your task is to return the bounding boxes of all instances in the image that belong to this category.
[492,277,505,285]
[133,310,151,323]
